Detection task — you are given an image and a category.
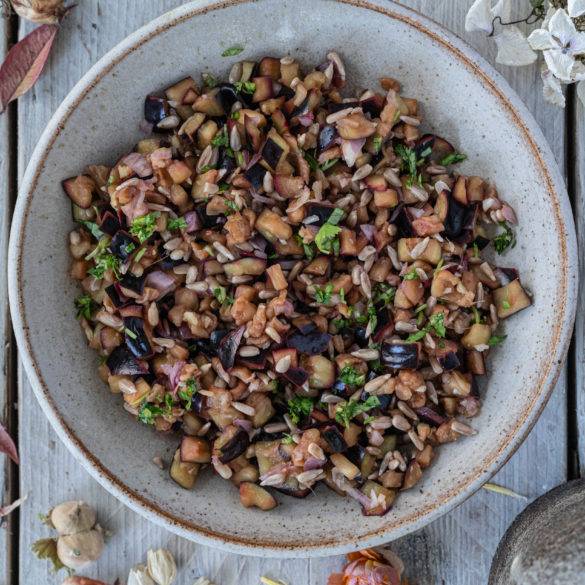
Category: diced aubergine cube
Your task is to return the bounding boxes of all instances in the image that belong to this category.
[106,345,148,376]
[144,95,170,124]
[360,480,396,516]
[318,125,337,152]
[439,351,460,371]
[217,325,246,370]
[286,330,332,355]
[165,77,198,103]
[118,273,145,295]
[303,355,335,389]
[397,238,442,265]
[244,163,267,190]
[217,427,250,463]
[493,279,532,319]
[223,258,267,277]
[258,57,281,80]
[99,210,121,236]
[415,406,446,427]
[262,138,284,170]
[62,175,95,209]
[466,350,486,375]
[252,77,274,103]
[180,436,211,463]
[381,341,420,369]
[281,367,309,387]
[215,83,244,111]
[306,202,336,226]
[274,175,305,198]
[443,196,477,243]
[461,323,491,349]
[255,209,293,242]
[239,482,278,511]
[322,426,348,453]
[415,133,454,163]
[170,448,200,489]
[237,350,268,370]
[109,231,137,261]
[124,317,152,359]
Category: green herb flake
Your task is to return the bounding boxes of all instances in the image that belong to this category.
[130,212,160,243]
[472,306,482,325]
[234,81,256,94]
[303,150,319,172]
[124,327,137,340]
[178,378,198,410]
[138,402,163,425]
[373,283,396,305]
[202,72,217,88]
[288,396,314,424]
[78,220,103,239]
[74,294,96,320]
[429,312,446,338]
[281,433,296,445]
[335,396,380,428]
[211,127,229,148]
[88,250,120,280]
[488,334,507,346]
[314,283,334,304]
[231,110,241,120]
[502,300,511,310]
[168,217,188,231]
[493,223,516,255]
[320,158,339,172]
[372,136,383,154]
[315,222,341,254]
[406,329,427,343]
[339,365,366,388]
[212,286,233,305]
[394,143,423,187]
[403,267,419,280]
[221,45,244,57]
[224,199,240,215]
[440,152,467,166]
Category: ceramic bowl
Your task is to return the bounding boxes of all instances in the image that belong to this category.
[8,0,577,557]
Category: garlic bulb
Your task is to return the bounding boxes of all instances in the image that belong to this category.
[11,0,66,24]
[146,548,177,585]
[56,527,104,570]
[50,500,96,536]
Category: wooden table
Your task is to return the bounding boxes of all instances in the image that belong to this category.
[0,1,581,583]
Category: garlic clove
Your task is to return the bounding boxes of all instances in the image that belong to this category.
[50,500,97,536]
[128,564,157,585]
[56,528,104,570]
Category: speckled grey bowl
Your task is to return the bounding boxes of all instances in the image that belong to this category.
[7,0,577,557]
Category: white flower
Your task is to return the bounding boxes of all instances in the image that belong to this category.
[494,26,538,66]
[541,65,566,107]
[568,0,585,18]
[147,548,177,585]
[465,0,511,33]
[128,564,157,585]
[528,9,585,81]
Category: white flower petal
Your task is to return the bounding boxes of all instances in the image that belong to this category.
[569,31,585,55]
[465,0,494,33]
[544,48,576,81]
[492,0,512,21]
[568,0,585,18]
[541,66,566,107]
[542,6,557,29]
[577,79,585,106]
[494,27,537,66]
[571,59,585,80]
[548,9,578,47]
[527,28,555,51]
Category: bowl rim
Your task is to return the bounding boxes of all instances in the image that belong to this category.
[8,0,578,558]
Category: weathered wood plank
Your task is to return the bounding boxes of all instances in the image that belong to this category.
[0,16,16,585]
[16,2,568,584]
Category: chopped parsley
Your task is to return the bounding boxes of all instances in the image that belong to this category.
[403,267,419,280]
[221,45,244,57]
[372,136,383,154]
[168,217,187,231]
[231,110,241,120]
[502,300,511,310]
[472,306,483,324]
[493,223,516,254]
[288,396,314,424]
[78,220,103,239]
[439,152,467,166]
[74,294,96,320]
[335,396,380,428]
[130,212,160,243]
[199,164,216,173]
[211,127,229,148]
[320,158,339,172]
[202,72,217,88]
[373,283,396,305]
[178,378,198,411]
[213,286,234,305]
[488,334,507,346]
[314,283,334,304]
[394,143,424,188]
[234,81,256,94]
[314,209,344,255]
[138,402,164,425]
[339,365,366,388]
[124,327,137,340]
[304,149,340,173]
[406,312,446,342]
[281,433,296,445]
[224,199,240,214]
[88,249,120,280]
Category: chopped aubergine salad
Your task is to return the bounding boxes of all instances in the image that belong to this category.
[65,51,531,515]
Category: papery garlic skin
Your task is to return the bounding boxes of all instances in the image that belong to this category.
[147,548,177,585]
[128,564,157,585]
[11,0,66,24]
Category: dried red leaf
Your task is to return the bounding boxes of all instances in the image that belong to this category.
[0,421,19,464]
[0,23,59,113]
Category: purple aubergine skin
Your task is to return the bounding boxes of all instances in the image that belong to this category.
[489,480,585,585]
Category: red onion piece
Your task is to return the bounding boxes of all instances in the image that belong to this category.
[121,190,149,223]
[150,147,172,169]
[341,138,365,167]
[161,360,185,392]
[145,270,176,298]
[122,152,153,178]
[184,211,200,233]
[297,111,314,127]
[245,152,262,171]
[408,206,426,219]
[303,457,325,471]
[359,224,376,241]
[234,419,253,434]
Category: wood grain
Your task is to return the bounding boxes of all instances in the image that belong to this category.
[12,1,570,584]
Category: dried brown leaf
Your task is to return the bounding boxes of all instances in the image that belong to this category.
[31,537,66,572]
[0,420,18,464]
[0,494,27,518]
[0,23,59,113]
